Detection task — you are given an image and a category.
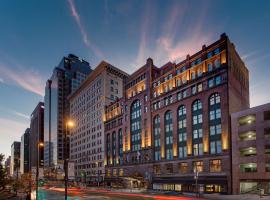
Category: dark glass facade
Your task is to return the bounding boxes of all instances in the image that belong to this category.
[44,54,92,168]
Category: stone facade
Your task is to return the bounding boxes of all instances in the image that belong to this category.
[104,33,250,194]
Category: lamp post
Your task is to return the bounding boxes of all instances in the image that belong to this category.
[36,142,44,200]
[194,167,199,198]
[64,120,74,200]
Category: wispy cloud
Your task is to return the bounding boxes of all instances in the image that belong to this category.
[0,77,4,83]
[12,111,30,120]
[67,0,104,59]
[154,2,213,65]
[0,62,45,96]
[133,0,155,68]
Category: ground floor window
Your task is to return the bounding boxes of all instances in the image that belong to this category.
[240,182,258,193]
[205,184,221,193]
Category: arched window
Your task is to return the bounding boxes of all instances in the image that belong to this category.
[112,132,116,165]
[153,115,161,161]
[178,105,187,159]
[209,93,222,154]
[130,100,142,151]
[165,111,173,160]
[192,100,203,156]
[118,129,123,165]
[193,100,202,111]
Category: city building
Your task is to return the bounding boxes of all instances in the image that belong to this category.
[231,103,270,194]
[104,33,250,194]
[5,156,11,177]
[44,54,92,169]
[10,141,21,178]
[69,61,128,183]
[20,128,30,174]
[30,102,44,169]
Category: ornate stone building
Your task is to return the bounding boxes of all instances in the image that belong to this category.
[104,33,250,194]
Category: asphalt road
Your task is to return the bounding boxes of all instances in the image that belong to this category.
[37,188,201,200]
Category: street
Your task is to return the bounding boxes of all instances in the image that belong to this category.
[36,188,203,200]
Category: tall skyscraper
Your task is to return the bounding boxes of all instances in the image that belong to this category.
[44,54,92,168]
[20,128,30,174]
[30,102,44,169]
[10,141,20,178]
[69,61,128,183]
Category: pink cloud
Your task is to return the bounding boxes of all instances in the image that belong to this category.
[0,62,45,96]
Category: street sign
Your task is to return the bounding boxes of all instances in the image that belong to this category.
[68,162,75,180]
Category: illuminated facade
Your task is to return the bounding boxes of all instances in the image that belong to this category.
[104,33,250,194]
[69,61,128,183]
[231,103,270,194]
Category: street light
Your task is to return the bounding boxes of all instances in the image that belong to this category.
[64,119,75,200]
[36,142,44,200]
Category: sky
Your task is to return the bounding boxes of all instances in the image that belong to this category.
[0,0,270,158]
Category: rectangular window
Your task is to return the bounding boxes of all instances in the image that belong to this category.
[210,159,222,172]
[177,92,182,100]
[179,162,188,173]
[208,78,214,88]
[183,89,187,98]
[192,86,197,94]
[193,144,198,156]
[239,163,257,173]
[193,161,203,172]
[198,83,203,92]
[215,75,221,85]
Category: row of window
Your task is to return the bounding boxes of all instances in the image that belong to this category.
[152,75,222,111]
[152,48,221,88]
[153,159,222,175]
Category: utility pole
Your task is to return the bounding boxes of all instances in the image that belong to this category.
[64,120,74,200]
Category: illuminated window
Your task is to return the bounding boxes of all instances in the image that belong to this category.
[210,159,222,172]
[193,161,203,172]
[179,162,188,173]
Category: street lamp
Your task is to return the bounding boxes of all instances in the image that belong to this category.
[64,119,74,200]
[36,142,44,200]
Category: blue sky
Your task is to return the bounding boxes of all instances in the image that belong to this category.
[0,0,270,158]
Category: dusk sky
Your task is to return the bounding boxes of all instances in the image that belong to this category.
[0,0,270,158]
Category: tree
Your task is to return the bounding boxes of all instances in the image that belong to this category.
[0,153,8,190]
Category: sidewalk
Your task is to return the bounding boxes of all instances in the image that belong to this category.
[202,193,270,200]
